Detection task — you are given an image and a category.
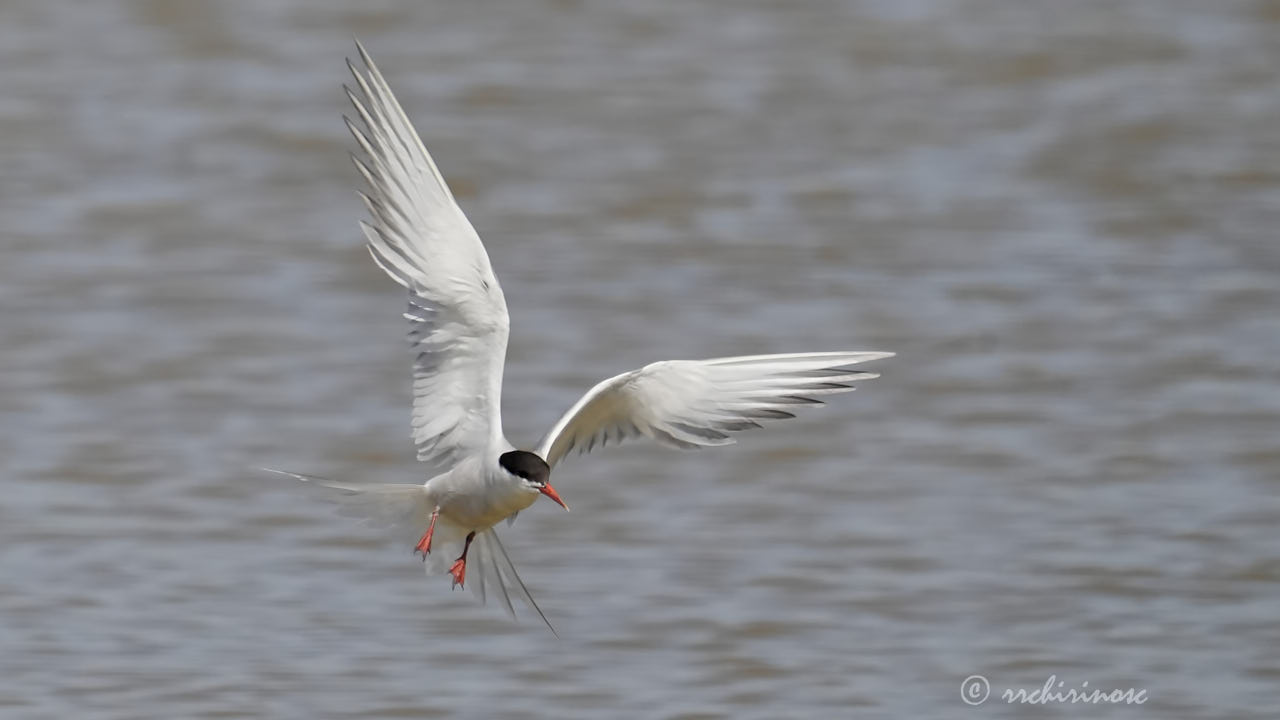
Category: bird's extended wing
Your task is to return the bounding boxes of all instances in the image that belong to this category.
[535,351,893,468]
[346,42,510,469]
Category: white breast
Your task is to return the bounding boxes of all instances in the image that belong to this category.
[428,458,537,530]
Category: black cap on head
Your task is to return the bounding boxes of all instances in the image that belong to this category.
[499,450,550,485]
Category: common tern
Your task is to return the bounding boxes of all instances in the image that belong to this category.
[272,42,892,633]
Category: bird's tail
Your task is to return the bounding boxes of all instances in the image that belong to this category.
[468,529,558,636]
[262,468,557,634]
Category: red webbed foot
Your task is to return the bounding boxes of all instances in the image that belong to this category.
[414,508,439,558]
[449,557,467,588]
[449,531,476,589]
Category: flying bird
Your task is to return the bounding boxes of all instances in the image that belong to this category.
[272,42,892,634]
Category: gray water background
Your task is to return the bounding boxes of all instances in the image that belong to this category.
[2,1,1278,718]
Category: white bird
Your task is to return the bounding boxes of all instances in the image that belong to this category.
[272,42,892,634]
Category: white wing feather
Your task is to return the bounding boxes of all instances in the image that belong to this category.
[535,351,893,468]
[345,41,510,469]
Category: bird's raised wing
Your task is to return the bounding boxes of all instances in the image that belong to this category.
[345,42,510,469]
[534,351,893,468]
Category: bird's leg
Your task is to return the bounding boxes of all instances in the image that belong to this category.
[449,531,476,589]
[414,507,439,558]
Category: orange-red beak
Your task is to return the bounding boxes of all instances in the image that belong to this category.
[539,483,569,511]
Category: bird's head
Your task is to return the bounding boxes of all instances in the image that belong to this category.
[499,450,568,511]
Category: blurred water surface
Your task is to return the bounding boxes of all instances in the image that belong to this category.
[2,1,1278,718]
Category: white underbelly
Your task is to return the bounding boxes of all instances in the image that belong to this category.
[439,483,536,530]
